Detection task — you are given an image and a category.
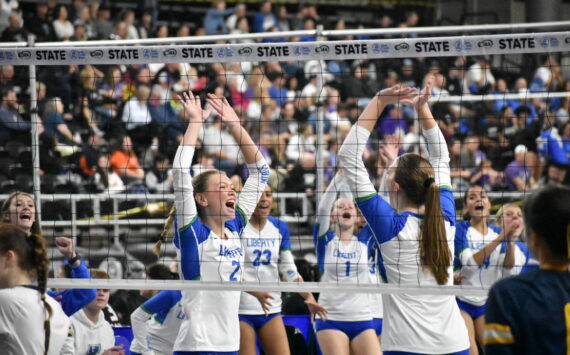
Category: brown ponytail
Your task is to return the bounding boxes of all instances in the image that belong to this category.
[394,154,451,285]
[153,204,176,257]
[420,181,451,285]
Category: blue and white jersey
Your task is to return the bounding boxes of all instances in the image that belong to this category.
[455,221,530,306]
[537,127,569,165]
[240,216,300,315]
[171,145,269,352]
[368,239,385,319]
[130,290,183,355]
[338,124,469,354]
[314,226,374,321]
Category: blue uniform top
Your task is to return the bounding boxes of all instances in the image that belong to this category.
[537,127,569,165]
[47,259,96,316]
[485,268,570,354]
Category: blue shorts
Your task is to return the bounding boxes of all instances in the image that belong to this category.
[239,313,280,331]
[384,350,468,355]
[456,298,486,320]
[174,352,238,355]
[314,319,374,341]
[372,318,383,336]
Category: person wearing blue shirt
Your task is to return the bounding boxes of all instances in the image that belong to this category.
[253,1,278,33]
[485,185,570,355]
[537,125,568,185]
[204,0,236,35]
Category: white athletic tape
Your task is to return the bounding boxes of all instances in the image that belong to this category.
[48,278,489,297]
[5,31,569,66]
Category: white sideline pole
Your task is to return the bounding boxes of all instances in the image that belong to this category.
[28,35,41,219]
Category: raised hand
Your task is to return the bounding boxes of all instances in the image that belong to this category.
[55,237,75,260]
[177,91,211,122]
[205,93,241,127]
[376,84,417,106]
[380,134,400,167]
[413,83,432,109]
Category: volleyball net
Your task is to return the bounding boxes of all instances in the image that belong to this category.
[2,27,568,294]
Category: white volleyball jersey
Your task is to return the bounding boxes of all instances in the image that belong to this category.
[71,308,115,355]
[368,241,385,319]
[314,227,373,321]
[0,286,71,355]
[239,216,300,315]
[338,124,469,353]
[455,221,530,306]
[130,290,183,355]
[171,145,269,352]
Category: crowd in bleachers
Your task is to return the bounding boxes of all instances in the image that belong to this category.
[0,0,569,199]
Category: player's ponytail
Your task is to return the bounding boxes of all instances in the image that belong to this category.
[153,204,176,257]
[27,231,52,355]
[421,179,450,285]
[394,154,451,285]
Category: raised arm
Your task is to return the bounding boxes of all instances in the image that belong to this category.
[339,85,416,200]
[206,94,269,222]
[315,173,348,237]
[173,92,211,228]
[414,84,451,189]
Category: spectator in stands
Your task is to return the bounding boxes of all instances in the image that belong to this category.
[465,57,495,94]
[100,66,126,104]
[505,145,539,191]
[73,5,95,40]
[93,4,113,40]
[122,85,153,148]
[110,135,145,186]
[277,101,299,139]
[276,5,290,31]
[340,63,380,105]
[268,73,288,107]
[460,135,486,174]
[52,4,74,41]
[204,0,236,35]
[118,10,139,40]
[449,139,471,191]
[71,22,88,41]
[137,11,153,39]
[0,87,39,144]
[26,2,56,42]
[93,153,126,194]
[1,13,26,42]
[253,1,278,33]
[78,65,105,135]
[531,55,563,93]
[42,97,81,147]
[200,114,242,177]
[0,3,10,34]
[286,123,316,163]
[70,269,125,354]
[229,15,250,42]
[299,18,316,42]
[378,103,409,139]
[226,3,245,32]
[470,159,503,191]
[537,122,569,185]
[145,153,173,193]
[284,151,317,196]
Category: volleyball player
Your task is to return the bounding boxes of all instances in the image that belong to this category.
[455,186,527,354]
[313,172,381,355]
[170,91,271,354]
[338,84,470,354]
[239,184,327,355]
[0,223,72,355]
[130,263,183,355]
[485,185,570,354]
[1,191,96,316]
